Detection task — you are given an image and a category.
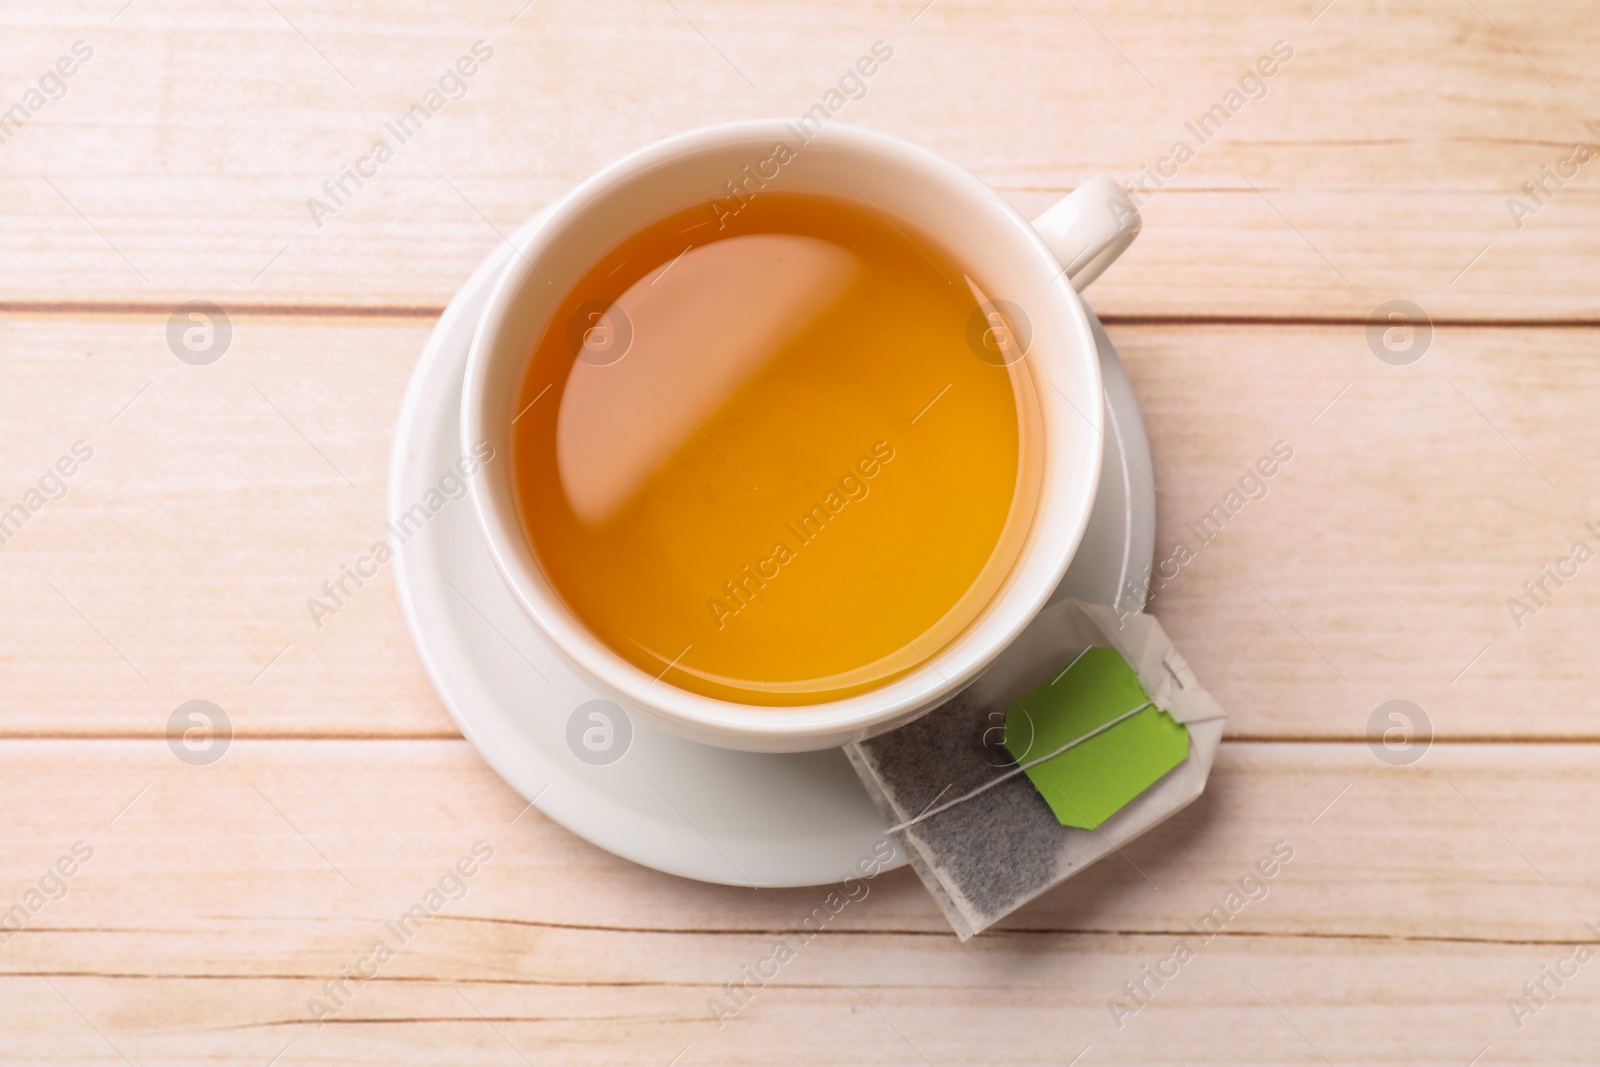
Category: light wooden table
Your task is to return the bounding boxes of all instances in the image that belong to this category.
[4,1,1599,1063]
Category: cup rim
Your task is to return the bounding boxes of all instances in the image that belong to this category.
[462,119,1105,746]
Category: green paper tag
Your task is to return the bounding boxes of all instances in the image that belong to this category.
[1002,646,1190,830]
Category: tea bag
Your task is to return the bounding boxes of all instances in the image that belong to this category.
[844,599,1225,939]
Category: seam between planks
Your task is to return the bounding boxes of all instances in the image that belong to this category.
[5,301,1600,329]
[1,733,1596,743]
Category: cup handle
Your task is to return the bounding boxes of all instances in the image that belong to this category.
[1031,177,1140,292]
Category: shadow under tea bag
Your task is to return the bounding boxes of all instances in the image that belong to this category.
[843,599,1226,940]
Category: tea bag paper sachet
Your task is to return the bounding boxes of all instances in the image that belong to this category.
[843,598,1226,940]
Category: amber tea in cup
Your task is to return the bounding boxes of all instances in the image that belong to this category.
[510,191,1038,705]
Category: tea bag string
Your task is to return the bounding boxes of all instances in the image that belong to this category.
[885,699,1153,835]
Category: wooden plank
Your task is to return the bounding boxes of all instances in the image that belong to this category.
[1117,321,1600,741]
[4,316,1597,738]
[1,0,1597,317]
[0,315,437,736]
[7,3,1594,1065]
[0,740,1594,1064]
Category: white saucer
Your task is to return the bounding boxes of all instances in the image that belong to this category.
[390,216,1156,888]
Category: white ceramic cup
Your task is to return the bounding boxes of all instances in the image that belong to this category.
[463,120,1139,753]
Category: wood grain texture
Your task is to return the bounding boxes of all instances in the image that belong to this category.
[0,741,1595,1065]
[5,0,1600,1063]
[2,0,1598,317]
[4,316,1596,739]
[1120,322,1600,740]
[0,315,431,737]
